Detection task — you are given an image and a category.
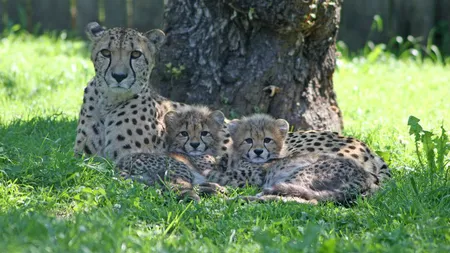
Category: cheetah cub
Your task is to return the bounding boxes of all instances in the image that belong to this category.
[116,105,231,201]
[205,114,289,188]
[225,114,385,204]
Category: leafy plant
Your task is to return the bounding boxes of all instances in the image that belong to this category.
[407,116,450,180]
[165,63,185,80]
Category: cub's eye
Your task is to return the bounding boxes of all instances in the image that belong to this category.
[244,138,253,144]
[264,137,272,143]
[131,50,142,59]
[100,49,111,57]
[201,131,210,137]
[178,131,189,137]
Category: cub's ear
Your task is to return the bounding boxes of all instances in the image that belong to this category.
[144,29,166,50]
[85,22,105,42]
[210,110,225,126]
[226,119,240,135]
[275,119,289,138]
[164,111,179,126]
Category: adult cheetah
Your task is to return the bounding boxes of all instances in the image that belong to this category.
[74,22,185,162]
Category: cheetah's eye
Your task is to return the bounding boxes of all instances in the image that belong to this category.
[264,137,272,143]
[244,138,253,144]
[131,50,142,59]
[179,131,189,137]
[100,49,111,57]
[201,131,210,137]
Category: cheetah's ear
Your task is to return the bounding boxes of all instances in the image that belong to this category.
[226,119,240,135]
[145,29,166,50]
[275,119,289,138]
[85,22,105,42]
[210,110,225,126]
[164,111,179,126]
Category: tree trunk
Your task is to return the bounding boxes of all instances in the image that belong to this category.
[151,0,343,132]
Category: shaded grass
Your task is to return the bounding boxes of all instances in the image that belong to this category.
[0,33,449,252]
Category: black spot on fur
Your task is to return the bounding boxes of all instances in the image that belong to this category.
[306,147,315,152]
[84,145,92,155]
[92,125,99,135]
[117,135,125,141]
[136,128,143,135]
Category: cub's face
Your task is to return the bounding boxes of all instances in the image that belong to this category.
[165,107,226,156]
[228,114,289,163]
[85,22,165,95]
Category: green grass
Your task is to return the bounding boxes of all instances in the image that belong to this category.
[1,32,449,252]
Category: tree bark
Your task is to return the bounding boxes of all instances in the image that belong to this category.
[151,0,343,132]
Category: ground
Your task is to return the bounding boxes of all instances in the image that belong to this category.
[0,32,449,252]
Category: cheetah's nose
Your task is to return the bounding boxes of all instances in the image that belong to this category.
[190,142,200,149]
[112,72,128,83]
[254,149,263,156]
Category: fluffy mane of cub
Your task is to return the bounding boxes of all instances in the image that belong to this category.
[227,113,289,164]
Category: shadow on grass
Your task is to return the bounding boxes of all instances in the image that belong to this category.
[0,71,18,98]
[0,115,92,188]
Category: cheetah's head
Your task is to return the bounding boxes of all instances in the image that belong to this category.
[228,114,289,163]
[164,106,231,157]
[86,22,165,96]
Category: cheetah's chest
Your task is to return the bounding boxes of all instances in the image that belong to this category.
[102,97,167,161]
